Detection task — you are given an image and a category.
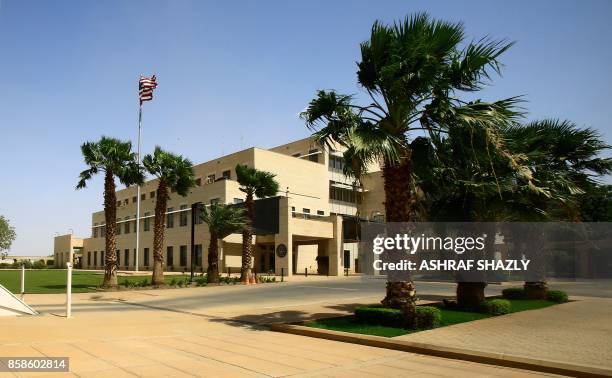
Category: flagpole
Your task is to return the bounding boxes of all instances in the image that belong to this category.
[135,104,142,272]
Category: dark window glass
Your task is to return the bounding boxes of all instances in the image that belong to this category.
[144,248,149,266]
[195,244,202,266]
[308,149,318,162]
[124,249,129,266]
[116,250,120,267]
[180,245,187,266]
[167,208,174,228]
[124,218,130,234]
[167,246,174,266]
[180,205,188,226]
[222,170,231,179]
[132,196,137,203]
[144,212,151,231]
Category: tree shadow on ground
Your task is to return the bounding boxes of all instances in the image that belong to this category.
[208,310,351,331]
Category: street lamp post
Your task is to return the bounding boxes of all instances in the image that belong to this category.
[190,202,204,283]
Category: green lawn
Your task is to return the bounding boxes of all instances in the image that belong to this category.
[0,269,193,294]
[305,299,558,338]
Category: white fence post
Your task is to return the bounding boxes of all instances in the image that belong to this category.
[20,265,25,299]
[66,263,72,318]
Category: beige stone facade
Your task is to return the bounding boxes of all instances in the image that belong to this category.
[55,137,386,276]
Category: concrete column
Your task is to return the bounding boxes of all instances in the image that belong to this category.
[327,214,343,276]
[275,197,293,277]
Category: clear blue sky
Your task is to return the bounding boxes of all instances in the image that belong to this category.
[1,0,611,256]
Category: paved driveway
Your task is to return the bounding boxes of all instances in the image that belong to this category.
[0,279,561,377]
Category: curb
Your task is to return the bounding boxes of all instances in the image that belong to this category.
[270,323,612,378]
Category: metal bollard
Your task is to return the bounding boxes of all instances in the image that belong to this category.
[20,265,25,299]
[66,263,73,318]
[281,268,284,282]
[305,268,308,277]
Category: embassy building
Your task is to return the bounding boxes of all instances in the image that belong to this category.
[54,138,386,277]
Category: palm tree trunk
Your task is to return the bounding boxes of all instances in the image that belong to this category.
[103,170,118,288]
[207,233,220,284]
[523,229,548,299]
[380,152,418,316]
[152,180,168,285]
[241,192,254,283]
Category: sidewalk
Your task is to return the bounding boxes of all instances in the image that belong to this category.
[394,297,612,370]
[0,310,555,377]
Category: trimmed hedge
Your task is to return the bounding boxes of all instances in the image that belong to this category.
[354,305,441,329]
[483,299,511,315]
[415,306,441,329]
[355,306,402,327]
[502,287,525,300]
[546,290,569,303]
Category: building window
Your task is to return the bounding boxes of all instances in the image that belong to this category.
[124,249,129,266]
[132,196,137,203]
[117,200,121,207]
[210,198,220,205]
[124,217,130,234]
[167,246,174,267]
[292,152,301,158]
[116,221,121,235]
[195,178,202,186]
[207,174,215,184]
[180,205,188,226]
[317,210,324,216]
[308,149,319,162]
[303,208,311,219]
[167,208,174,228]
[144,212,151,231]
[141,193,146,200]
[87,252,91,266]
[329,153,345,171]
[233,198,244,204]
[101,226,106,237]
[150,191,155,199]
[195,244,202,266]
[94,251,98,266]
[329,181,361,204]
[180,245,187,266]
[93,223,98,238]
[222,170,231,179]
[144,248,149,266]
[116,250,121,267]
[100,250,105,266]
[124,199,129,205]
[194,204,204,224]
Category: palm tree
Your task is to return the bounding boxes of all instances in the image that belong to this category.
[301,13,521,317]
[77,136,144,288]
[503,119,612,298]
[235,164,279,283]
[143,147,196,285]
[200,204,246,284]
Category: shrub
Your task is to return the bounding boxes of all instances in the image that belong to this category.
[169,278,177,286]
[354,306,403,327]
[546,290,569,303]
[502,287,525,300]
[415,306,441,329]
[195,277,207,286]
[483,299,511,315]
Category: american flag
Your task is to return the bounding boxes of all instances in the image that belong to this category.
[139,75,157,105]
